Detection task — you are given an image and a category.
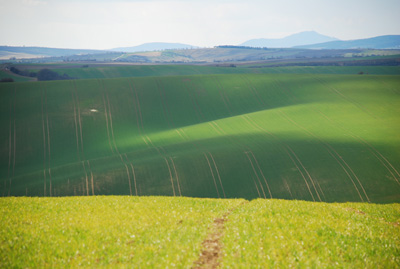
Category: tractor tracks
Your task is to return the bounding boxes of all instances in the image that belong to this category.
[193,201,248,269]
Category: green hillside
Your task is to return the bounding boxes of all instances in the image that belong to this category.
[1,196,399,267]
[1,73,399,202]
[39,65,400,79]
[0,70,35,82]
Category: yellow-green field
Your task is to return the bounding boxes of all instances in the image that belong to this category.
[1,196,399,267]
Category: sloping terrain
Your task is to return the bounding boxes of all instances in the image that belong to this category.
[11,64,400,81]
[0,73,399,202]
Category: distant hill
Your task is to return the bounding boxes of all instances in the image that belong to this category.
[110,42,197,52]
[0,46,109,59]
[240,31,339,48]
[296,35,400,49]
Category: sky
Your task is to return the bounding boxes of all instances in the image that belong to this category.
[0,0,399,50]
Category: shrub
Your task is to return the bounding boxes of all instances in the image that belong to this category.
[0,78,14,82]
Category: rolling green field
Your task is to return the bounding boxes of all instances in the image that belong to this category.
[1,196,399,267]
[25,64,400,80]
[0,70,35,82]
[0,73,400,202]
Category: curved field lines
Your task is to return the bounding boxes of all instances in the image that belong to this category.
[313,77,382,121]
[129,79,153,147]
[239,75,266,109]
[72,81,85,160]
[129,80,145,133]
[81,160,89,196]
[244,151,266,199]
[182,79,205,123]
[70,85,81,161]
[282,177,294,199]
[284,146,316,202]
[276,77,399,189]
[155,78,175,129]
[124,154,138,196]
[101,79,147,195]
[169,156,182,197]
[207,152,226,198]
[210,121,226,135]
[5,87,17,196]
[213,77,233,117]
[102,90,119,155]
[0,74,398,202]
[157,147,182,197]
[40,84,52,196]
[203,153,221,198]
[242,76,370,202]
[242,114,319,201]
[101,92,115,155]
[278,109,369,202]
[316,107,400,187]
[245,150,272,199]
[87,160,95,196]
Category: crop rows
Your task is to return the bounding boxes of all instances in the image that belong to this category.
[0,74,399,202]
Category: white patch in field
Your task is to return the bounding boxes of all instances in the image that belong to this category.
[90,109,98,112]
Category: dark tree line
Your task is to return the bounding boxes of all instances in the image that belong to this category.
[8,66,73,81]
[9,66,37,77]
[37,69,72,81]
[0,78,14,82]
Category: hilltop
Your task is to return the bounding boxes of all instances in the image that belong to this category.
[240,31,339,48]
[297,35,400,49]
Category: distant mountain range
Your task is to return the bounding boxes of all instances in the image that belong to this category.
[240,31,339,48]
[110,42,196,53]
[1,32,400,61]
[295,35,400,49]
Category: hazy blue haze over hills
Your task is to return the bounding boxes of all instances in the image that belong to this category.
[240,31,339,48]
[1,32,400,60]
[296,35,400,49]
[110,42,197,52]
[0,46,109,58]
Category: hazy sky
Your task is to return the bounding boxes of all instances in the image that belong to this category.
[1,0,399,49]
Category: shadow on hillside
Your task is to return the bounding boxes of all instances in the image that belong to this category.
[4,132,399,203]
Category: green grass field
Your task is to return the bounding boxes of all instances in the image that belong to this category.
[34,65,400,79]
[0,70,35,82]
[0,72,399,202]
[1,196,399,267]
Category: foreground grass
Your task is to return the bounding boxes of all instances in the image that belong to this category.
[0,196,243,267]
[1,197,399,268]
[222,199,400,268]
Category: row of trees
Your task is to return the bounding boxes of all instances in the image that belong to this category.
[8,66,73,81]
[9,66,37,77]
[36,69,72,81]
